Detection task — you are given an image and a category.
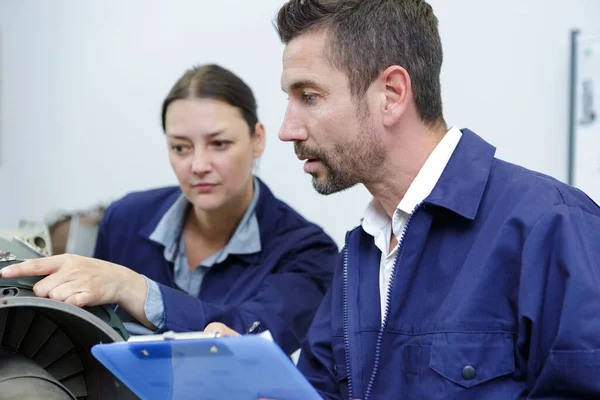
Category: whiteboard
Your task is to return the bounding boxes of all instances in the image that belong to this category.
[570,31,600,205]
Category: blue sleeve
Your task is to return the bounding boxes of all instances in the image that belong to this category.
[158,235,338,355]
[297,285,342,400]
[520,205,600,398]
[143,277,165,329]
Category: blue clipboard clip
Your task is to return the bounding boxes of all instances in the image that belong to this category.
[92,332,321,400]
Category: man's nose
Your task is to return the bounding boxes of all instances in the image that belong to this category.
[278,105,309,142]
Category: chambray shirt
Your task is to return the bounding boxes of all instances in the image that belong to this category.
[129,179,261,333]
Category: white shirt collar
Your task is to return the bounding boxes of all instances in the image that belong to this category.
[362,126,463,238]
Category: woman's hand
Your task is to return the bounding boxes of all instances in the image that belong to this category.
[0,254,146,309]
[204,322,241,337]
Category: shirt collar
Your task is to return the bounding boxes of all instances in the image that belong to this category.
[149,193,188,262]
[215,179,262,260]
[362,126,463,237]
[149,178,262,264]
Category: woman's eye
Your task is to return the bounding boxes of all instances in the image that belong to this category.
[212,141,231,149]
[171,145,189,154]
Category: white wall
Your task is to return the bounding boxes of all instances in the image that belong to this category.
[0,0,599,247]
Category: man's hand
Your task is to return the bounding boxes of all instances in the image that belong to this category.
[0,254,146,308]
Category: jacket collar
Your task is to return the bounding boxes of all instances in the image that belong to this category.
[425,128,496,220]
[138,178,278,266]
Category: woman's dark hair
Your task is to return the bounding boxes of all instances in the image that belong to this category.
[161,64,259,134]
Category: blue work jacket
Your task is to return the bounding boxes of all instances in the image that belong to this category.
[94,179,338,354]
[298,129,600,399]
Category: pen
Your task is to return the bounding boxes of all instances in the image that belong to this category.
[246,320,262,334]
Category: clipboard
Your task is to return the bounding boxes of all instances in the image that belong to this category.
[91,332,321,400]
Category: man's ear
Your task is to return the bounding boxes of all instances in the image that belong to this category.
[377,65,412,128]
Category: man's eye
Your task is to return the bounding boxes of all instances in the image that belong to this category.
[304,94,317,104]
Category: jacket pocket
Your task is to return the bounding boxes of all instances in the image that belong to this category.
[429,332,516,388]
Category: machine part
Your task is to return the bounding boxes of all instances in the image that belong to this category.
[0,237,136,399]
[0,348,77,400]
[2,219,54,257]
[18,219,53,256]
[0,276,130,342]
[0,236,44,260]
[0,292,136,399]
[0,251,17,262]
[0,286,20,298]
[13,235,50,257]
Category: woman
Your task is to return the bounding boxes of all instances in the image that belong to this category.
[1,64,338,354]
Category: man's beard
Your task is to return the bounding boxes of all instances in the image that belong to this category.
[294,116,385,195]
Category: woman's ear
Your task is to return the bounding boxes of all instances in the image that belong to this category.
[252,122,266,158]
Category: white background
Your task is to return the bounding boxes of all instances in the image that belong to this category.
[1,0,599,247]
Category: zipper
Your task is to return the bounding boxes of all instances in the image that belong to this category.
[363,206,419,400]
[342,231,354,400]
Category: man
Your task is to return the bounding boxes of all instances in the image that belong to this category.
[261,0,600,398]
